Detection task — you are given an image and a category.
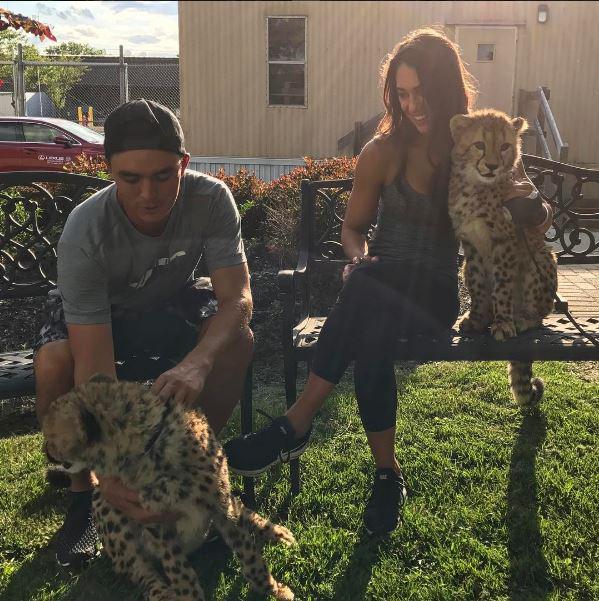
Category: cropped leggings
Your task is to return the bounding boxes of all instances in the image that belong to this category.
[311,259,459,432]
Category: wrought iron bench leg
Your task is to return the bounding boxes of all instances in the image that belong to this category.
[241,363,255,507]
[285,358,300,496]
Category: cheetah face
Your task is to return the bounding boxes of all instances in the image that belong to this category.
[43,391,102,467]
[450,110,528,187]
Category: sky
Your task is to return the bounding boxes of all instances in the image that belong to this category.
[1,1,179,56]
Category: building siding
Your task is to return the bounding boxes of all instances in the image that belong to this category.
[179,1,599,166]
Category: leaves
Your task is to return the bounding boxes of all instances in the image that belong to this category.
[0,8,56,42]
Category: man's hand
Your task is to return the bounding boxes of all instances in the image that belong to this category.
[151,359,210,407]
[342,254,379,282]
[98,476,178,524]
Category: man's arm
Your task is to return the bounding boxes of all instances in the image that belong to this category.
[66,323,117,385]
[151,262,252,406]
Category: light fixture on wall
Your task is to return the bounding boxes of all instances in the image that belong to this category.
[538,4,549,24]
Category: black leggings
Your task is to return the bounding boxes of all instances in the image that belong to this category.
[311,259,459,432]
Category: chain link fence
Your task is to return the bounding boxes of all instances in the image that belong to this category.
[1,45,180,129]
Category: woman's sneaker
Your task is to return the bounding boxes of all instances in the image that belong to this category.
[363,468,408,535]
[223,412,312,476]
[55,490,100,568]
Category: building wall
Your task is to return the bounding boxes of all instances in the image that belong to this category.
[179,1,599,166]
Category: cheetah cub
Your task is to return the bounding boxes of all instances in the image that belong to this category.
[448,109,557,406]
[43,375,295,601]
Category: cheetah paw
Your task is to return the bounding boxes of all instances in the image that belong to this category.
[515,317,542,334]
[457,312,487,333]
[273,583,294,601]
[272,525,296,546]
[490,319,517,341]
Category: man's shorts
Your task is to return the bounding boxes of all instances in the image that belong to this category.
[32,277,218,364]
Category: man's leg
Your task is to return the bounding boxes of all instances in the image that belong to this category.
[34,340,99,566]
[195,320,254,435]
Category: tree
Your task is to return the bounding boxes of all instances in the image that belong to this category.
[42,43,105,110]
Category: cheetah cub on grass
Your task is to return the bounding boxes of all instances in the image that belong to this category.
[448,109,557,406]
[43,375,295,601]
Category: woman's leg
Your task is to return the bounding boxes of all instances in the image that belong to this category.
[223,263,383,474]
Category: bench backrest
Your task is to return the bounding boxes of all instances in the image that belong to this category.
[297,154,599,271]
[0,171,112,299]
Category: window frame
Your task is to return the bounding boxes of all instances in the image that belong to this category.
[0,121,24,143]
[266,15,308,109]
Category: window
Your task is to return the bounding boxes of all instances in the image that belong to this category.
[0,122,21,142]
[23,123,62,143]
[477,44,495,62]
[267,16,306,107]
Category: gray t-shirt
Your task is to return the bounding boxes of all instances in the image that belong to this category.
[57,170,246,324]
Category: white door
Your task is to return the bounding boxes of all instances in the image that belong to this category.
[455,26,518,115]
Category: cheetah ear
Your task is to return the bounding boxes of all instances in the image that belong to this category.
[512,116,528,133]
[88,373,115,384]
[80,408,102,445]
[449,114,472,141]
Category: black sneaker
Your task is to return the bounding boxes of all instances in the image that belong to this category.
[363,468,408,535]
[55,490,100,568]
[223,411,312,476]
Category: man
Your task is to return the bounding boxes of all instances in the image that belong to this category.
[33,99,253,567]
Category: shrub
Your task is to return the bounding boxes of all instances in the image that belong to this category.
[63,153,111,179]
[213,168,267,240]
[261,156,356,264]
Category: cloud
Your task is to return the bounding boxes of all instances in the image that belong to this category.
[103,1,177,16]
[5,0,178,56]
[35,2,94,20]
[128,35,160,45]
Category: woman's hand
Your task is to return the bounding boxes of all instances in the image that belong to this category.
[504,162,553,234]
[342,254,379,282]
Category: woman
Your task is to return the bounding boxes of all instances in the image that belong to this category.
[224,27,551,534]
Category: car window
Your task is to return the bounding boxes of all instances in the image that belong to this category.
[0,122,22,142]
[22,123,63,143]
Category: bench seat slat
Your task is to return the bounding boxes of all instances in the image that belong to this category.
[292,315,599,362]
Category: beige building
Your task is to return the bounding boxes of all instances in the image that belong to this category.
[179,1,599,167]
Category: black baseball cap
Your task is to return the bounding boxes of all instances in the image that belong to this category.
[103,98,185,160]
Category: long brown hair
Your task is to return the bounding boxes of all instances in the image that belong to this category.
[376,27,477,200]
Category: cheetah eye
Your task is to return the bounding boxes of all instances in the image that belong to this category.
[473,141,485,150]
[500,143,511,151]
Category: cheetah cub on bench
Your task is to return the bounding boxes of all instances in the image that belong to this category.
[448,109,557,406]
[43,375,295,601]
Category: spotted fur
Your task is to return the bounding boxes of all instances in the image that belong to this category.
[43,376,295,600]
[448,109,557,406]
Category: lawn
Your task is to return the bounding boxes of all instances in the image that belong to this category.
[1,361,598,600]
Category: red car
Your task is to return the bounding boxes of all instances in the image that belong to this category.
[0,117,104,172]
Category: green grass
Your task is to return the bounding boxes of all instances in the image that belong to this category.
[1,361,598,600]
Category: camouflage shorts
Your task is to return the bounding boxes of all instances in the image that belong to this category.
[33,277,218,362]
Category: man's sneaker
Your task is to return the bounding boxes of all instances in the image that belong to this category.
[363,468,408,535]
[223,411,312,476]
[55,490,100,568]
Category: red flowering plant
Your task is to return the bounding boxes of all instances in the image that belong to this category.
[0,8,56,41]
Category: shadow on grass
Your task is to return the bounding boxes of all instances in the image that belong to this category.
[0,409,38,440]
[507,407,554,600]
[332,533,384,600]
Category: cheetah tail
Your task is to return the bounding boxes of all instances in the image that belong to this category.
[507,361,544,407]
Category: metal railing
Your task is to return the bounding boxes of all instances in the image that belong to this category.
[519,86,569,162]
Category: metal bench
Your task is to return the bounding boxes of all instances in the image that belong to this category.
[0,171,254,501]
[277,154,599,494]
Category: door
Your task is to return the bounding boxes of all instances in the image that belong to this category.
[455,26,518,115]
[0,121,24,171]
[21,122,79,170]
